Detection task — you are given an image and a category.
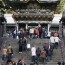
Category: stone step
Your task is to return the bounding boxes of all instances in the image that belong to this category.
[46,62,58,65]
[52,57,63,59]
[52,57,62,59]
[50,60,63,62]
[51,57,63,61]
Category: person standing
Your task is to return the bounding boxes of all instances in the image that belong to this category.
[38,25,42,38]
[7,44,13,60]
[29,28,35,39]
[36,47,41,61]
[22,37,27,51]
[40,48,46,63]
[2,47,7,61]
[49,35,55,49]
[13,30,16,38]
[31,45,36,62]
[18,38,23,53]
[54,36,60,49]
[35,28,39,39]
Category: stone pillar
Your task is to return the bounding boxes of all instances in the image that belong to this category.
[26,23,28,31]
[16,23,18,33]
[0,25,2,36]
[47,23,51,37]
[15,21,19,33]
[16,21,19,39]
[4,22,6,34]
[59,21,62,37]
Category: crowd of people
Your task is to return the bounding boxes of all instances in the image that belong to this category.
[1,25,65,65]
[4,59,38,65]
[12,26,48,39]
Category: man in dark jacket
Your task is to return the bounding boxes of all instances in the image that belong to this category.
[38,26,42,38]
[36,47,41,61]
[18,38,23,53]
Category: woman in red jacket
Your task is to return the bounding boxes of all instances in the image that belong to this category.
[35,28,39,38]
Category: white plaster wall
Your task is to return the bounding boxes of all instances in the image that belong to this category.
[4,14,15,24]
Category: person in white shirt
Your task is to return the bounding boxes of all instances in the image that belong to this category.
[49,36,55,49]
[29,28,34,39]
[50,36,55,44]
[31,46,36,62]
[49,35,56,54]
[54,37,60,49]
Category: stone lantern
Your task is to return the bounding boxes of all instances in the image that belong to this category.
[59,11,65,37]
[0,12,6,36]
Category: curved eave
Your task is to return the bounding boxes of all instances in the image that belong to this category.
[12,14,53,21]
[8,0,29,3]
[37,0,59,3]
[7,0,59,4]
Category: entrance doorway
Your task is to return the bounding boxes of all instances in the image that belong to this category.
[19,23,26,29]
[28,23,38,28]
[41,23,47,28]
[6,26,15,32]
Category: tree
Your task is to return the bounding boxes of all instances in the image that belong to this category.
[56,0,65,13]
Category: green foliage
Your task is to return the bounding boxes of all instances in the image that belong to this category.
[56,0,65,13]
[1,0,65,14]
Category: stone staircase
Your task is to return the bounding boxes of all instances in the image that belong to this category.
[19,47,63,65]
[12,39,63,65]
[14,46,63,65]
[1,38,63,65]
[46,47,63,65]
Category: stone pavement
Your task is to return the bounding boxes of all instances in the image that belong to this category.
[0,37,63,65]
